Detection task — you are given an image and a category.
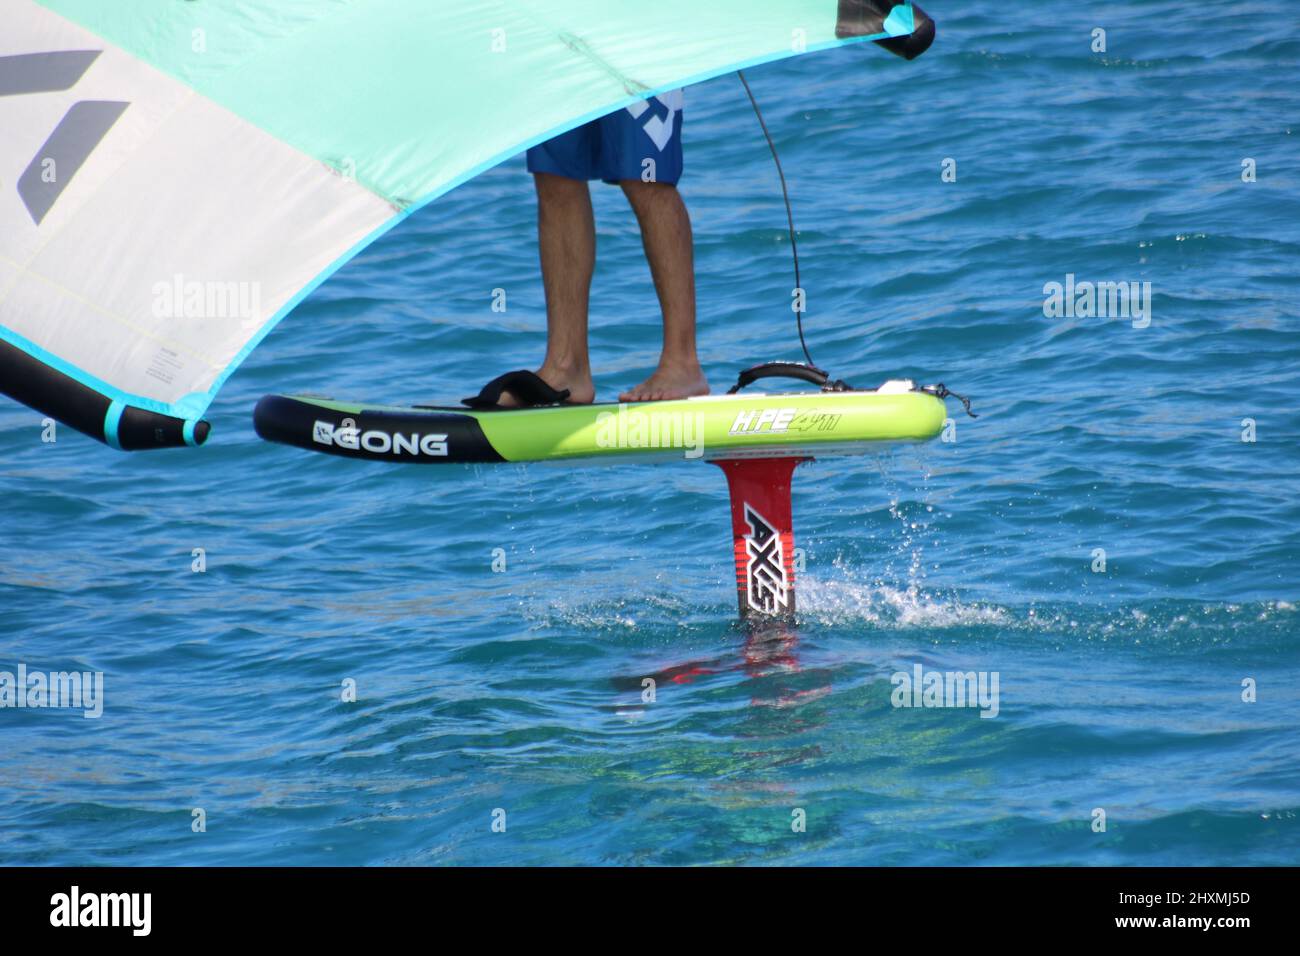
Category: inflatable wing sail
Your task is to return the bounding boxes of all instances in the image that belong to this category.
[0,0,934,450]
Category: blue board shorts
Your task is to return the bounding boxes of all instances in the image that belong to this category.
[526,90,684,185]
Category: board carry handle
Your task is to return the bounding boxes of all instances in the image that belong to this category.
[726,361,853,394]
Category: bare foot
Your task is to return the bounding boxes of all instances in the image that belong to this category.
[498,363,595,407]
[619,361,709,402]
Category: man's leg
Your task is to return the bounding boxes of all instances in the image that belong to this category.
[501,172,597,406]
[618,180,709,402]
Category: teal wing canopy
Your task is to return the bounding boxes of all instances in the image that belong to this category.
[0,0,933,449]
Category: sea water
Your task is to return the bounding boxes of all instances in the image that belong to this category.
[2,0,1298,865]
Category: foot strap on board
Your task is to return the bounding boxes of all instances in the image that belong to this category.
[462,370,571,409]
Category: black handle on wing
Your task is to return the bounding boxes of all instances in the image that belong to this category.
[726,361,855,394]
[837,1,936,61]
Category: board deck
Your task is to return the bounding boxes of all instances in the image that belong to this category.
[252,380,946,464]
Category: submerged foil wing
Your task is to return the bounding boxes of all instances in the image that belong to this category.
[0,0,934,449]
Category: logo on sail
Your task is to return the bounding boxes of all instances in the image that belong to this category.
[0,50,129,225]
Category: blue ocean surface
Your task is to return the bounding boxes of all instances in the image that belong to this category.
[2,1,1299,865]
